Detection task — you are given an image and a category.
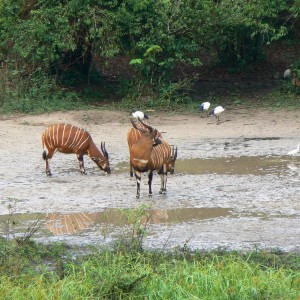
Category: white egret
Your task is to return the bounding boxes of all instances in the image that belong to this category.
[287,144,300,156]
[208,106,225,124]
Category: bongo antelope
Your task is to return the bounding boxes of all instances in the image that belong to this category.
[127,119,162,177]
[147,142,177,196]
[128,118,177,198]
[42,124,110,175]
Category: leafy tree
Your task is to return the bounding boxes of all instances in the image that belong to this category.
[186,0,291,66]
[0,0,299,111]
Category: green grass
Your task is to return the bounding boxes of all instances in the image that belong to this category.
[0,237,299,300]
[0,73,93,114]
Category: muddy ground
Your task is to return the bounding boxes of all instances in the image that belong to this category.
[0,107,300,252]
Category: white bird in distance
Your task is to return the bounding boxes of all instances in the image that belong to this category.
[287,144,300,156]
[199,101,211,117]
[130,110,149,120]
[209,106,225,124]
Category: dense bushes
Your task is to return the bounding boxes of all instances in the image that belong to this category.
[0,0,299,112]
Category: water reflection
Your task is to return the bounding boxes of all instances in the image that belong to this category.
[47,213,98,235]
[168,157,289,175]
[45,207,231,235]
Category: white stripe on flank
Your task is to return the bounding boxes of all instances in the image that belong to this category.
[77,136,89,151]
[150,142,171,169]
[56,124,60,146]
[69,128,79,148]
[133,158,148,164]
[61,124,67,146]
[44,129,49,149]
[52,125,56,147]
[48,127,53,148]
[72,130,85,150]
[64,125,73,147]
[70,128,80,148]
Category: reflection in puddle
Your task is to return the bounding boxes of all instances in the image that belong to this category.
[175,157,288,175]
[47,208,231,235]
[0,208,231,236]
[47,213,98,235]
[287,162,300,172]
[114,156,300,176]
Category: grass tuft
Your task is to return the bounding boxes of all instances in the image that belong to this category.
[0,237,299,299]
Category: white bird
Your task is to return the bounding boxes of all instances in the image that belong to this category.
[283,68,292,80]
[199,102,210,117]
[287,144,300,156]
[208,106,225,124]
[130,110,149,120]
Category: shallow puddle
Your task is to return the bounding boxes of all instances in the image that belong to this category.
[114,156,300,176]
[0,207,231,236]
[1,135,300,252]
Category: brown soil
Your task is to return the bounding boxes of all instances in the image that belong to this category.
[2,106,299,140]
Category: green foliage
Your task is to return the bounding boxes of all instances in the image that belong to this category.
[0,238,300,299]
[118,0,201,89]
[119,75,196,112]
[292,57,300,76]
[0,71,85,114]
[114,204,152,253]
[0,202,300,298]
[280,55,300,95]
[2,0,291,79]
[0,0,299,112]
[189,0,290,66]
[0,238,69,277]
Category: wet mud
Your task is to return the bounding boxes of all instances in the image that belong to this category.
[0,111,300,252]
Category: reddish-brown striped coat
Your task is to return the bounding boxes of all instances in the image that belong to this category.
[42,124,110,175]
[127,118,177,198]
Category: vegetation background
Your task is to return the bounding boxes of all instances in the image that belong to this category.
[0,0,299,114]
[1,1,300,299]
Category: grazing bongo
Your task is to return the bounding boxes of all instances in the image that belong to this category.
[128,118,177,198]
[42,124,110,175]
